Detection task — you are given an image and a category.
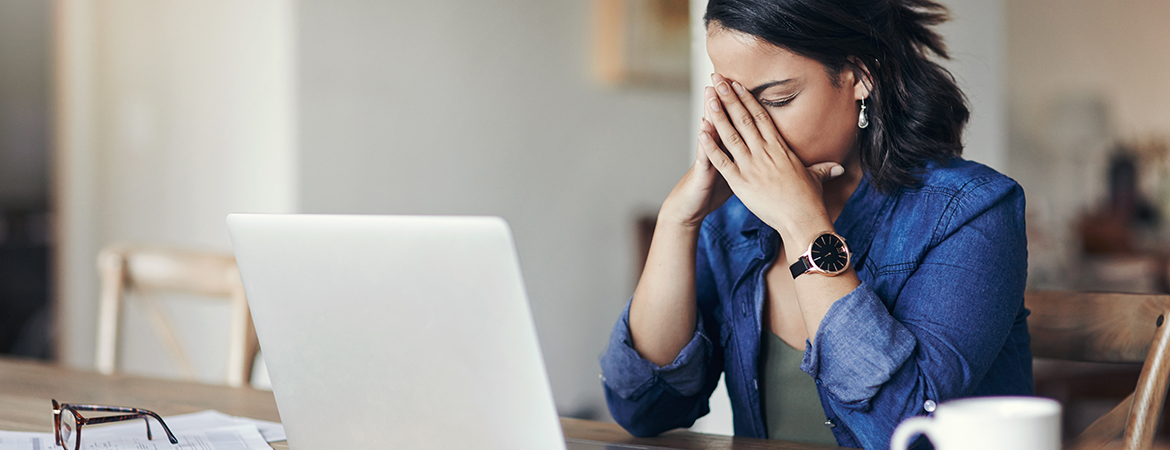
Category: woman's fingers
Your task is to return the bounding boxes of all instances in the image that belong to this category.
[727,79,784,145]
[710,74,767,151]
[807,161,845,183]
[699,117,731,162]
[695,121,712,168]
[704,86,751,163]
[695,135,713,171]
[699,126,740,181]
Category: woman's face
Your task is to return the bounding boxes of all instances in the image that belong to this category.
[706,26,868,169]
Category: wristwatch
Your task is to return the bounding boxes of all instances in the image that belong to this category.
[789,232,851,278]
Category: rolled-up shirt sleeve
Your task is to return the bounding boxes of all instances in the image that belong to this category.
[600,302,712,399]
[600,296,724,437]
[800,282,917,405]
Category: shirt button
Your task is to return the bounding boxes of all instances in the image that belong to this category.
[753,378,758,391]
[924,399,937,412]
[824,419,836,428]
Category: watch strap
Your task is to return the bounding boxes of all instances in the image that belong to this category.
[789,255,813,278]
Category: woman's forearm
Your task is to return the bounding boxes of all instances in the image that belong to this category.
[628,217,702,367]
[781,224,862,344]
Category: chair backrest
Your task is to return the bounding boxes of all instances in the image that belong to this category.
[1027,291,1170,450]
[95,244,259,387]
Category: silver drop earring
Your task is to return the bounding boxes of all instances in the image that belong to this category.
[858,97,869,129]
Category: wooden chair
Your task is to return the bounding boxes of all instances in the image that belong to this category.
[95,244,259,388]
[1028,291,1170,450]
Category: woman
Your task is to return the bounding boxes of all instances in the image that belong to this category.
[599,0,1032,448]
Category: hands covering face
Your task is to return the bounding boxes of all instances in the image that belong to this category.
[699,73,844,243]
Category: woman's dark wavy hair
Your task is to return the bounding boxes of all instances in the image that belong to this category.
[705,0,968,193]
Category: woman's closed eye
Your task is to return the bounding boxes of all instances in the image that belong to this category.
[759,94,797,108]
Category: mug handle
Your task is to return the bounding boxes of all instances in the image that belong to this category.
[890,416,934,450]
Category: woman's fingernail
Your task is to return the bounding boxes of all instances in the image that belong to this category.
[732,81,745,96]
[699,132,711,143]
[830,165,844,177]
[716,82,730,95]
[709,99,721,112]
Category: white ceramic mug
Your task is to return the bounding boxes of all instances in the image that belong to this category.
[889,396,1061,450]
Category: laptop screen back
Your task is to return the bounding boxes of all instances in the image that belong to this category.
[227,214,565,450]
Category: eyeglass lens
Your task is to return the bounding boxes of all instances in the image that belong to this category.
[58,407,78,449]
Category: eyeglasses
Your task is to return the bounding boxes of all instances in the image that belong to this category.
[52,399,179,450]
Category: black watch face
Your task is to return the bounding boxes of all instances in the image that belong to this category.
[811,234,849,273]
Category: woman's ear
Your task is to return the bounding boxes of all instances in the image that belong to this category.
[847,56,873,100]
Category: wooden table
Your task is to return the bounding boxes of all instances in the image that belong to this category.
[0,358,840,450]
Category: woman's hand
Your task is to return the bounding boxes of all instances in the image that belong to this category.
[658,112,734,230]
[700,73,843,246]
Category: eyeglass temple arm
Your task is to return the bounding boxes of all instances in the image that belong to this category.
[141,411,179,444]
[62,407,180,444]
[59,404,142,413]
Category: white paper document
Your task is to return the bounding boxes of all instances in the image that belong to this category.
[0,425,267,450]
[172,411,284,443]
[0,430,55,450]
[0,410,283,450]
[0,428,267,450]
[74,424,267,450]
[83,411,285,443]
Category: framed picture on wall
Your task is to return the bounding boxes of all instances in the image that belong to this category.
[593,0,690,90]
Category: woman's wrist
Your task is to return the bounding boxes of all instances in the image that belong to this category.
[654,213,704,243]
[780,216,836,265]
[657,198,707,232]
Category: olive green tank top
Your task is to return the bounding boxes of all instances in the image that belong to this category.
[760,330,838,446]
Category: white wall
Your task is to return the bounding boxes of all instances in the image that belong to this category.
[54,0,296,382]
[0,0,49,206]
[936,0,1007,171]
[295,1,690,418]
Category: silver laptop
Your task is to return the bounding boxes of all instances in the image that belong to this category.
[227,214,572,449]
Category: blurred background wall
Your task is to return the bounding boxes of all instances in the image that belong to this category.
[0,0,1158,430]
[55,0,297,380]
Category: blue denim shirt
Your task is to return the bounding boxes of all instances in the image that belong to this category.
[600,158,1033,449]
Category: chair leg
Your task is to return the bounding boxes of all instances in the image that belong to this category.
[95,251,126,375]
[243,306,259,385]
[226,290,251,388]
